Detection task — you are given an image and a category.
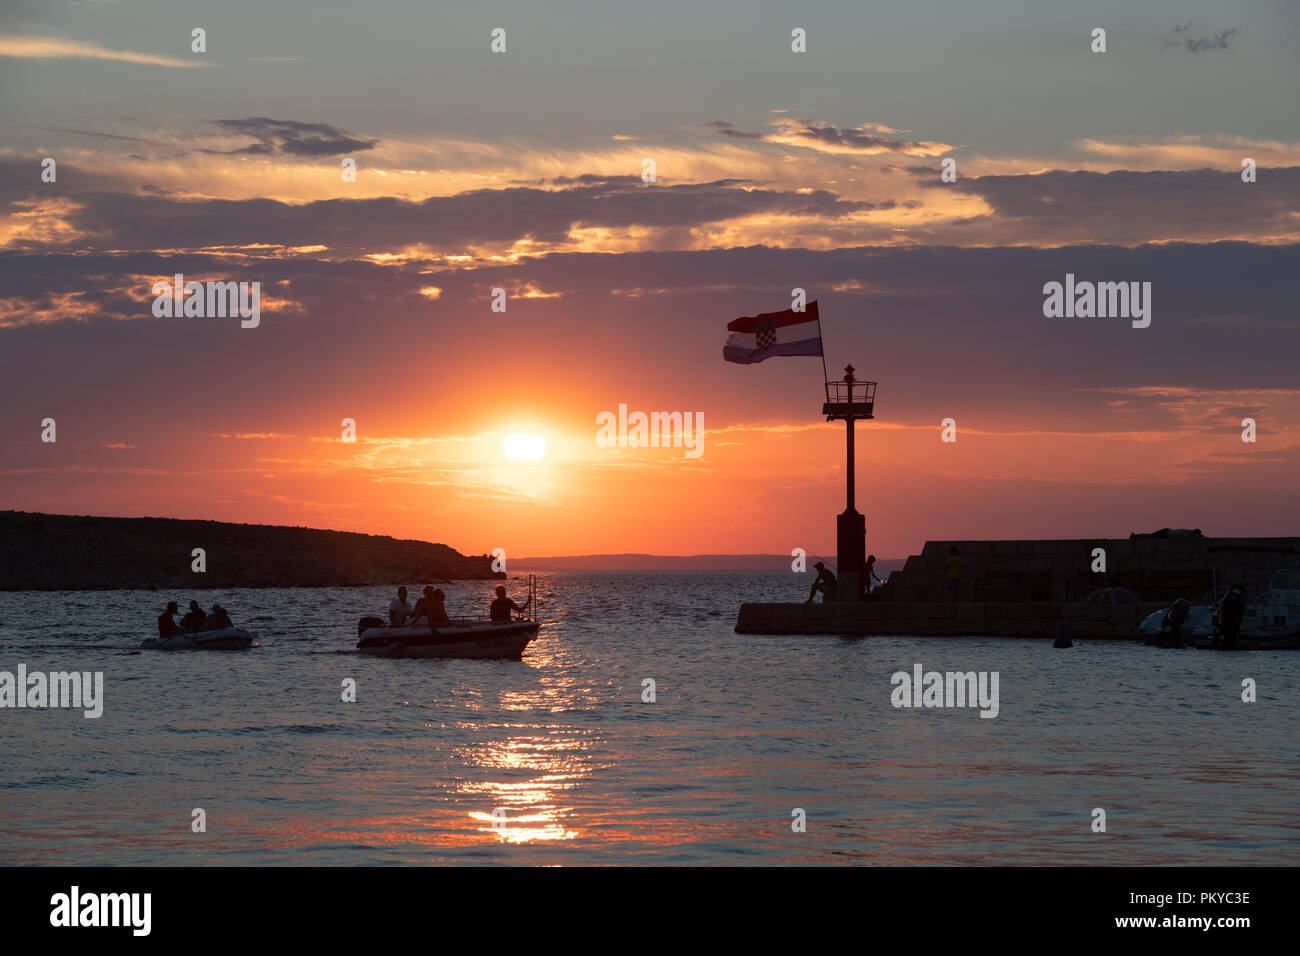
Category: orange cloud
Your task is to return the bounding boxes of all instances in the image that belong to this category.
[0,35,206,68]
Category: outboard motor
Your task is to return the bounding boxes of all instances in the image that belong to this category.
[358,615,385,638]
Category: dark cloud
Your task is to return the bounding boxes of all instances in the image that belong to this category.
[921,166,1300,246]
[0,159,129,210]
[707,119,945,154]
[785,123,916,152]
[1162,24,1243,52]
[35,127,161,144]
[700,121,764,140]
[6,179,878,255]
[6,157,1297,258]
[202,117,378,157]
[544,174,642,185]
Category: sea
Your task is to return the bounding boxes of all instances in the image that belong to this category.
[0,571,1296,865]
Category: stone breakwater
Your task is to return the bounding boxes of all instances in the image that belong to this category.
[735,600,1166,638]
[736,534,1299,637]
[882,536,1299,605]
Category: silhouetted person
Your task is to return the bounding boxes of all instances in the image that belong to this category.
[1162,597,1190,648]
[426,588,451,627]
[866,554,884,592]
[1217,584,1247,650]
[157,601,180,638]
[408,585,437,625]
[806,562,837,603]
[204,603,233,631]
[490,585,529,623]
[945,547,963,602]
[180,600,206,632]
[389,586,412,625]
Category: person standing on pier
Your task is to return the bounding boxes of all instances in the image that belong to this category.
[866,554,885,593]
[945,547,963,602]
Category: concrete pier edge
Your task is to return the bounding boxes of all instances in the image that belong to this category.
[735,600,1163,638]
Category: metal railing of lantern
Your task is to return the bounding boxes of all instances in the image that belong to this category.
[822,378,876,421]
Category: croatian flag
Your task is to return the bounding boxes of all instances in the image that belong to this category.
[723,301,824,364]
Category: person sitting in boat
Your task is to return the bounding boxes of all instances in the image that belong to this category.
[806,562,837,603]
[179,600,206,632]
[409,586,451,627]
[202,603,233,631]
[490,585,529,623]
[157,601,180,638]
[427,589,450,626]
[388,586,412,626]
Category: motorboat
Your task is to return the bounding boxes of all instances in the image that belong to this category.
[1137,602,1215,644]
[141,628,257,650]
[1140,569,1300,650]
[356,574,542,659]
[1197,568,1300,650]
[355,618,540,659]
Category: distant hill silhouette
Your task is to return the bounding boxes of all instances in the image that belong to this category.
[0,511,502,590]
[513,553,907,572]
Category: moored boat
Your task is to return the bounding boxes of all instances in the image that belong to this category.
[1144,569,1300,650]
[1197,568,1300,650]
[1138,602,1215,645]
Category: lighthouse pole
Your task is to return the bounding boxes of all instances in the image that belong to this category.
[823,364,874,602]
[845,375,856,514]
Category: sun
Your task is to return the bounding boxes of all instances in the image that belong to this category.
[503,433,547,462]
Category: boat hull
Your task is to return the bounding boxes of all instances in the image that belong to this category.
[1140,600,1300,649]
[141,628,257,651]
[356,621,540,659]
[1138,605,1216,644]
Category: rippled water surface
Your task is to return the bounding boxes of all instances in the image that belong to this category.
[1,572,1296,865]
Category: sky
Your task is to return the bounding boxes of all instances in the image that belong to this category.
[1,0,1298,560]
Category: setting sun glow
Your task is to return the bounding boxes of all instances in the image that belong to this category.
[503,433,547,462]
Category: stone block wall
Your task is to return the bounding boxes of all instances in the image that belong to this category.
[878,537,1298,605]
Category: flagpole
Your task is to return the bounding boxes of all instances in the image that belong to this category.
[816,312,829,384]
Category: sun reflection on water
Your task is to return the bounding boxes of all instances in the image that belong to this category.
[468,807,578,843]
[456,724,599,844]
